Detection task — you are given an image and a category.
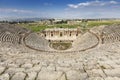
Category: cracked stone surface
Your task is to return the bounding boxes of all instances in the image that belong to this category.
[0,24,120,80]
[0,41,120,80]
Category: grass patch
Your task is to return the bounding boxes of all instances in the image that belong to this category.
[50,42,72,50]
[17,20,120,32]
[87,20,120,28]
[18,23,80,32]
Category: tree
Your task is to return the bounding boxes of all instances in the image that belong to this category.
[80,19,88,30]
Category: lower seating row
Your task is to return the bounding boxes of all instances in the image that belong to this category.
[0,31,21,44]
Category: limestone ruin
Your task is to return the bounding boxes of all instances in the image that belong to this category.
[41,28,81,42]
[0,23,120,80]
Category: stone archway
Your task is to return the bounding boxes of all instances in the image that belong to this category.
[60,32,63,37]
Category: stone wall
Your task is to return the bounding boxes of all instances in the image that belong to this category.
[42,28,81,41]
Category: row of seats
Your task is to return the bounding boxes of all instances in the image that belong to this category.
[0,24,28,35]
[101,25,120,44]
[0,24,30,44]
[102,33,120,43]
[0,32,21,44]
[25,33,50,51]
[72,31,98,51]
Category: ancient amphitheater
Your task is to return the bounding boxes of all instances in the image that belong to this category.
[0,23,120,80]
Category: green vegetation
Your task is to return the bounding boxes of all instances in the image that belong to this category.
[18,23,79,32]
[17,20,120,32]
[87,20,120,28]
[50,42,72,50]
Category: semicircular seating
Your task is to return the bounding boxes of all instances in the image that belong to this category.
[0,31,20,44]
[0,23,120,52]
[101,24,120,44]
[72,31,99,51]
[24,33,51,51]
[0,24,30,44]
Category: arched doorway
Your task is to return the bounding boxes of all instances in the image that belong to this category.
[60,32,62,37]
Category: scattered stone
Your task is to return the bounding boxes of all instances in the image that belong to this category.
[0,66,5,74]
[26,71,37,80]
[104,68,120,77]
[0,73,9,80]
[11,72,26,80]
[66,70,88,80]
[37,71,63,80]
